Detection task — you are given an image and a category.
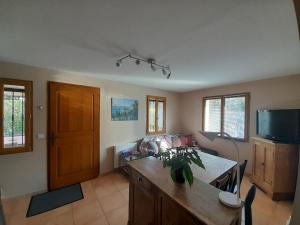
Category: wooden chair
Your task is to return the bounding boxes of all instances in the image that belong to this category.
[242,184,256,225]
[216,174,231,191]
[229,160,248,193]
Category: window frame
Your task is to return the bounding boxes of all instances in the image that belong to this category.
[202,93,250,142]
[146,95,166,135]
[0,78,33,155]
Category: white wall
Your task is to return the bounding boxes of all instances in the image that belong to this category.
[0,61,181,198]
[180,74,300,173]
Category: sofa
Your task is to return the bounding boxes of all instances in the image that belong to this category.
[113,134,196,168]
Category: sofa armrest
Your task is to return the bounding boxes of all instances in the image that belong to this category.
[114,143,137,168]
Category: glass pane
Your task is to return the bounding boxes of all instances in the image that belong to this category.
[204,98,221,132]
[3,85,26,148]
[148,100,156,133]
[157,101,165,132]
[224,96,246,139]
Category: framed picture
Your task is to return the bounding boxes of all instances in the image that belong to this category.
[111,98,138,121]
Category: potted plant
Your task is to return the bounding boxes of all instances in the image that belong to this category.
[158,147,205,186]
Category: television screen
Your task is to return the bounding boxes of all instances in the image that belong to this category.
[256,109,300,144]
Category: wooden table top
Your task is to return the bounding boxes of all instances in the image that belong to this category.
[192,151,237,184]
[129,156,241,225]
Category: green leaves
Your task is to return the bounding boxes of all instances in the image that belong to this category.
[159,147,205,186]
[183,164,193,186]
[170,167,177,183]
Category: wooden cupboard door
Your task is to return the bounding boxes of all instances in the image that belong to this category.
[263,144,275,190]
[130,179,155,225]
[48,82,100,190]
[252,141,264,183]
[159,193,203,225]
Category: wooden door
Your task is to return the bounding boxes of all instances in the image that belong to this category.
[262,144,275,191]
[48,82,100,190]
[132,184,155,225]
[252,141,264,184]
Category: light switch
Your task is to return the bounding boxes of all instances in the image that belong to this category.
[37,133,45,139]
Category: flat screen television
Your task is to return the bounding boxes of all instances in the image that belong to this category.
[256,109,300,144]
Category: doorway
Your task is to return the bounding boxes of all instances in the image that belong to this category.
[48,82,100,190]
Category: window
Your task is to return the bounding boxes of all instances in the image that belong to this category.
[203,93,249,141]
[0,79,33,154]
[146,96,166,134]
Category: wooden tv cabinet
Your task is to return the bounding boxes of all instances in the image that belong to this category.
[128,157,242,225]
[250,137,299,200]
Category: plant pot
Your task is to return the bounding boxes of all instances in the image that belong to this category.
[175,168,185,183]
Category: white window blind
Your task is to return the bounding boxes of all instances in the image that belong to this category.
[203,93,249,141]
[224,96,246,139]
[204,98,221,132]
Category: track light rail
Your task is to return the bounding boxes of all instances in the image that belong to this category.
[116,53,172,79]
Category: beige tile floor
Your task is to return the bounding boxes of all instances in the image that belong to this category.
[2,173,293,225]
[240,176,293,225]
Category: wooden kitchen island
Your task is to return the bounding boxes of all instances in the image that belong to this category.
[128,157,242,225]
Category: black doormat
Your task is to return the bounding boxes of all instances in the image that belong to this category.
[26,183,83,217]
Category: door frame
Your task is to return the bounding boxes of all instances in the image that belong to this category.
[47,81,100,190]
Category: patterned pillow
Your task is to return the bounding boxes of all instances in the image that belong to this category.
[159,139,172,152]
[180,136,188,146]
[148,141,159,154]
[185,135,193,146]
[172,136,182,148]
[163,135,173,147]
[139,141,151,155]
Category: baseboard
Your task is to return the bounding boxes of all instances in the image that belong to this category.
[2,188,47,200]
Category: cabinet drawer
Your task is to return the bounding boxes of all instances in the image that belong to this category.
[132,169,152,193]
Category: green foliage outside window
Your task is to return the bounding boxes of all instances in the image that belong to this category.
[3,97,25,137]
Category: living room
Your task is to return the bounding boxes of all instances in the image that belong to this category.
[0,1,300,225]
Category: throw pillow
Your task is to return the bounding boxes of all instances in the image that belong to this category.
[180,136,188,146]
[148,141,159,154]
[185,135,193,146]
[172,136,182,148]
[160,139,172,152]
[139,141,151,155]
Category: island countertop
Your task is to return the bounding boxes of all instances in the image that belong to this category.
[128,156,242,225]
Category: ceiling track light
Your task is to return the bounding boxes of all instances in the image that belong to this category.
[115,53,172,79]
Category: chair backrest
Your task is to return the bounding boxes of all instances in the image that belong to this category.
[216,174,231,191]
[244,185,256,225]
[229,160,248,193]
[239,160,248,183]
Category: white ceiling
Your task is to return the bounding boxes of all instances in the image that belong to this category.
[0,0,299,92]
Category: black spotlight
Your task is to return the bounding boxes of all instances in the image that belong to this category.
[162,68,167,75]
[135,59,140,65]
[151,64,156,72]
[167,72,171,79]
[116,60,121,67]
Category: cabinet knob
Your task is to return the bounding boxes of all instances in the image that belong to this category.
[138,177,142,182]
[261,162,265,166]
